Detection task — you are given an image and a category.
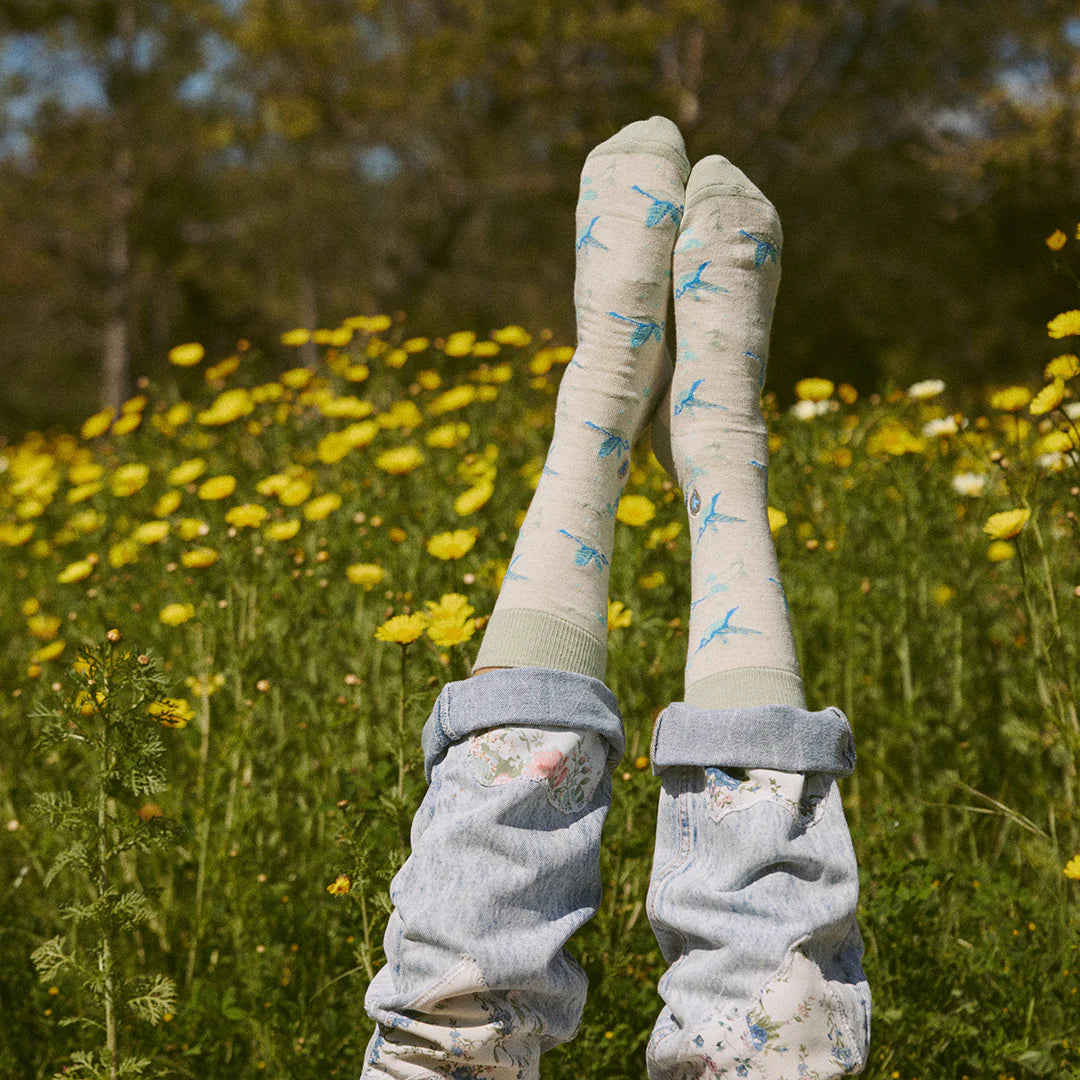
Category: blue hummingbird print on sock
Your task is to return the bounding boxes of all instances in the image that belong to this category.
[766,576,790,611]
[673,378,727,416]
[576,215,608,251]
[583,420,630,459]
[696,491,746,540]
[557,529,610,570]
[745,349,766,389]
[694,606,762,653]
[503,554,528,582]
[738,230,779,267]
[674,260,730,300]
[607,311,664,348]
[630,184,683,227]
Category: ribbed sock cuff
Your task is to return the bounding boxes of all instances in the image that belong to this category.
[684,666,806,709]
[472,608,607,681]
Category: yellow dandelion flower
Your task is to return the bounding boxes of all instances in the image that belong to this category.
[1029,379,1065,416]
[866,422,926,456]
[181,546,219,568]
[1045,353,1080,380]
[304,493,342,521]
[197,388,255,426]
[225,503,268,528]
[21,597,40,616]
[616,494,657,527]
[1046,229,1067,251]
[154,490,183,517]
[281,367,314,390]
[837,383,859,405]
[933,584,956,606]
[1047,310,1080,339]
[80,409,115,439]
[379,400,424,430]
[69,462,103,485]
[989,385,1032,412]
[426,422,469,449]
[327,874,353,896]
[983,508,1031,540]
[281,328,311,346]
[454,482,493,516]
[112,413,141,436]
[608,599,633,629]
[31,639,66,663]
[168,342,205,366]
[639,570,666,590]
[425,593,475,620]
[476,385,498,403]
[266,519,301,542]
[385,348,408,368]
[168,458,207,486]
[132,520,171,545]
[57,559,94,584]
[427,617,476,647]
[1064,854,1080,880]
[426,529,479,560]
[645,521,682,549]
[66,481,102,504]
[343,362,370,383]
[198,474,237,501]
[108,540,140,568]
[148,697,194,728]
[768,507,788,535]
[0,522,34,546]
[403,336,429,353]
[444,331,476,357]
[164,401,193,428]
[491,325,532,347]
[471,341,500,358]
[417,369,442,391]
[374,613,429,644]
[428,384,477,416]
[205,355,240,381]
[159,602,196,626]
[27,613,62,641]
[177,518,209,541]
[794,378,834,402]
[375,445,425,475]
[111,463,150,497]
[346,563,384,589]
[319,395,374,420]
[986,540,1016,563]
[277,477,312,506]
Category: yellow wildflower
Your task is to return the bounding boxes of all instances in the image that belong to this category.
[168,342,205,366]
[426,422,469,449]
[69,509,104,534]
[1046,229,1067,251]
[1029,379,1065,416]
[132,520,170,545]
[989,386,1032,412]
[837,383,859,405]
[454,482,493,516]
[426,529,479,560]
[225,503,268,528]
[181,547,219,568]
[1064,855,1080,881]
[278,477,313,506]
[427,618,476,647]
[66,481,102,504]
[327,875,353,896]
[794,378,834,402]
[375,446,425,475]
[184,672,225,697]
[198,475,237,501]
[344,363,370,383]
[768,507,788,535]
[1047,310,1080,339]
[428,384,478,416]
[31,640,66,663]
[159,602,196,626]
[154,490,183,517]
[374,613,429,644]
[646,521,682,549]
[266,520,301,542]
[983,508,1031,540]
[27,613,62,641]
[81,409,115,439]
[608,600,633,629]
[281,328,311,346]
[1045,353,1080,380]
[491,325,532,347]
[346,563,384,589]
[379,400,424,430]
[319,396,374,421]
[303,493,342,521]
[177,518,209,542]
[163,401,193,428]
[0,522,34,546]
[148,697,194,728]
[281,367,314,390]
[639,570,666,590]
[932,584,956,606]
[443,331,476,357]
[385,347,408,368]
[57,559,94,584]
[471,341,500,358]
[205,355,240,381]
[108,540,140,568]
[111,463,150,497]
[69,462,103,485]
[21,597,40,616]
[866,422,925,456]
[616,494,657,527]
[403,336,429,353]
[112,413,141,436]
[197,388,255,426]
[168,458,207,486]
[986,540,1016,563]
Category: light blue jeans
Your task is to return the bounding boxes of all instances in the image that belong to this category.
[361,668,870,1079]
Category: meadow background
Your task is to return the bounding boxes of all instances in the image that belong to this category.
[0,232,1078,1077]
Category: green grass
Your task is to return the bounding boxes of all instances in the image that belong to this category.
[0,322,1078,1080]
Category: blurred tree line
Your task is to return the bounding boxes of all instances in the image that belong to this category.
[0,0,1078,436]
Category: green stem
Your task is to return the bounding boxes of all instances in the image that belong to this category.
[186,624,213,989]
[397,644,408,803]
[98,649,118,1080]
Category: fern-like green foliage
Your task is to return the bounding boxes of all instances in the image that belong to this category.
[30,632,186,1079]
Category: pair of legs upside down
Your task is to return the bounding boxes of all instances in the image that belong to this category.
[361,117,871,1080]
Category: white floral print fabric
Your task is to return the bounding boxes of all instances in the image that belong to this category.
[703,765,832,827]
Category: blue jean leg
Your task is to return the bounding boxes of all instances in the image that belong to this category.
[362,667,625,1080]
[646,703,871,1079]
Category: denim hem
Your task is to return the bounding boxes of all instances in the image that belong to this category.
[649,701,856,776]
[422,667,625,781]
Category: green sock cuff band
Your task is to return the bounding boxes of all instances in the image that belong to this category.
[684,667,806,709]
[472,608,607,682]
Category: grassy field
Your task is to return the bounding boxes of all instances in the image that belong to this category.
[1,273,1079,1078]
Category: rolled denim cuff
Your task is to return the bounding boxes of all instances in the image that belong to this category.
[422,667,626,781]
[650,702,856,776]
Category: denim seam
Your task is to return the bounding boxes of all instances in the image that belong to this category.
[648,766,693,970]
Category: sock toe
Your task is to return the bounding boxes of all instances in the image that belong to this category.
[589,116,690,179]
[685,154,772,208]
